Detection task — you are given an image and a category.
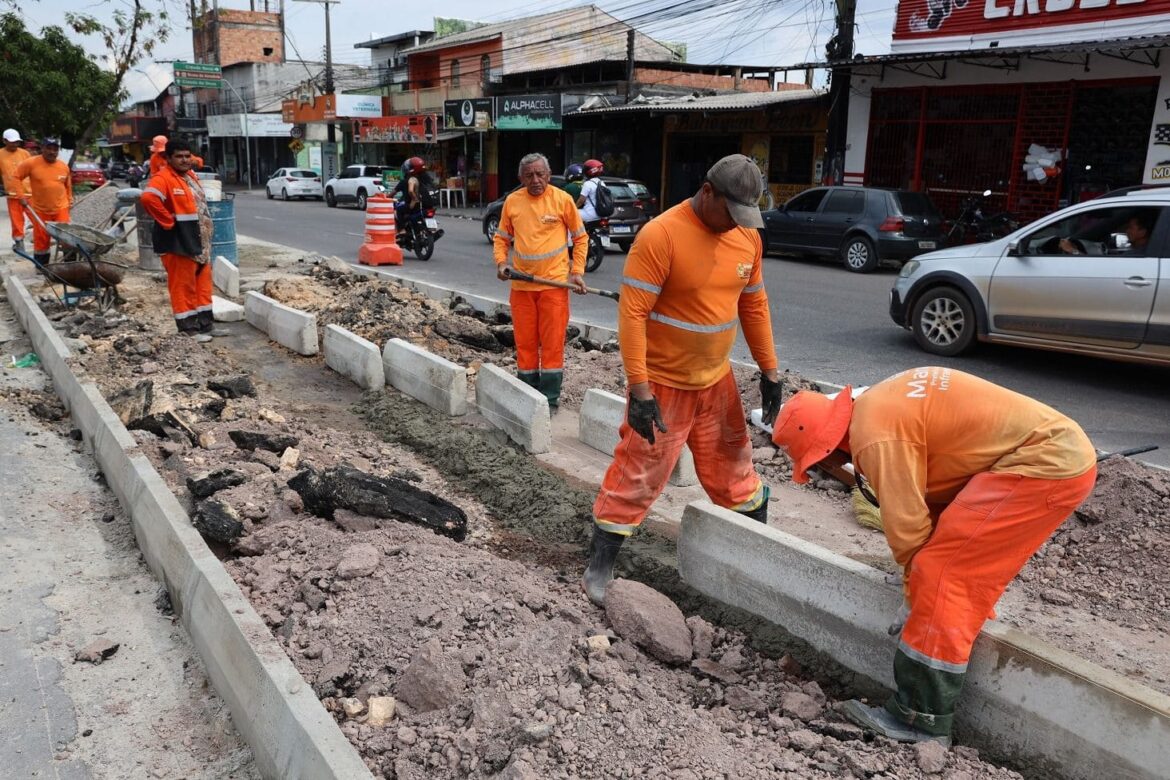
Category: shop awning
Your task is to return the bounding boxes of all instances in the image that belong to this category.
[570,88,824,116]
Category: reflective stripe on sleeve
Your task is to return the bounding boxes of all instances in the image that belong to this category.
[622,277,662,295]
[175,213,199,222]
[511,243,571,262]
[742,282,764,294]
[496,229,513,241]
[648,312,737,334]
[143,187,165,198]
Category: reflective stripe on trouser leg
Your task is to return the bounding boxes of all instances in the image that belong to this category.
[593,382,701,534]
[889,467,1098,736]
[161,252,203,333]
[686,371,764,510]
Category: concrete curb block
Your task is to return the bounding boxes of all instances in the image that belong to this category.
[245,291,319,356]
[3,273,372,779]
[213,295,245,322]
[476,363,551,453]
[323,324,385,391]
[382,337,468,416]
[578,388,697,487]
[677,501,1170,780]
[213,255,240,297]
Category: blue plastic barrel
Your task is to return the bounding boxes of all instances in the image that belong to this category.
[207,192,238,265]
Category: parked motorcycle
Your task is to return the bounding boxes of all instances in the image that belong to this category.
[947,189,1019,245]
[396,205,444,261]
[584,220,608,273]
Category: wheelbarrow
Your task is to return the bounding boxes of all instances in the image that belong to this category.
[18,208,133,312]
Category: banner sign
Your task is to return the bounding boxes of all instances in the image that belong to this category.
[356,115,439,143]
[444,98,495,130]
[891,0,1170,53]
[328,94,383,119]
[494,94,562,131]
[207,113,295,138]
[173,60,222,89]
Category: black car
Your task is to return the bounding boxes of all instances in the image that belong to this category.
[482,175,650,251]
[761,186,946,273]
[106,160,131,181]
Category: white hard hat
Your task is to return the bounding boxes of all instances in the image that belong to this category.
[2,129,21,143]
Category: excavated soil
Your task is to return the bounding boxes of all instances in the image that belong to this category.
[10,247,1169,777]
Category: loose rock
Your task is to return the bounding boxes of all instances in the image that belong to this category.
[604,579,691,665]
[74,638,120,664]
[395,638,468,713]
[335,543,381,579]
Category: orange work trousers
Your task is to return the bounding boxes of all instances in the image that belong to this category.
[7,197,28,241]
[593,370,764,534]
[511,286,569,404]
[888,467,1097,735]
[161,252,214,333]
[30,207,70,254]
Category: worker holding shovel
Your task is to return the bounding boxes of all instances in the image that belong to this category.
[493,152,589,411]
[771,366,1097,746]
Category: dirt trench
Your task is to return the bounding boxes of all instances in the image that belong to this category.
[17,245,1167,778]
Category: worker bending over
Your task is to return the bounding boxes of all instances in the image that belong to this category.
[583,154,783,605]
[772,367,1097,746]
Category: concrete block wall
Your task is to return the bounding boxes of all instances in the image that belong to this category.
[476,363,551,454]
[382,337,468,416]
[579,388,697,487]
[244,291,319,356]
[323,325,384,391]
[677,501,1170,780]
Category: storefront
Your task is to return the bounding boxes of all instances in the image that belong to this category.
[494,93,565,196]
[840,1,1170,223]
[106,116,169,164]
[207,113,297,186]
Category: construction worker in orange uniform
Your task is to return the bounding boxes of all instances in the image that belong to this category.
[493,152,589,409]
[1,128,32,253]
[15,138,72,267]
[582,154,784,605]
[141,139,219,342]
[771,367,1097,746]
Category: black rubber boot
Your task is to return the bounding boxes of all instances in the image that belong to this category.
[736,484,771,524]
[582,526,626,605]
[33,252,51,267]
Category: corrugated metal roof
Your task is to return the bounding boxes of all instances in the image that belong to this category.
[572,88,825,115]
[795,33,1170,69]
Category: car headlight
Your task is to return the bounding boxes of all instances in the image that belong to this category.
[899,260,920,278]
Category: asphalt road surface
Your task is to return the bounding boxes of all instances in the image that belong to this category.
[235,192,1170,469]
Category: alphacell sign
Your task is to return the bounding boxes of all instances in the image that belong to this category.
[891,0,1170,53]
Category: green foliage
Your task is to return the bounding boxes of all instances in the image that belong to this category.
[0,13,118,140]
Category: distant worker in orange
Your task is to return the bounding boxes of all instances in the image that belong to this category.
[15,137,72,266]
[1,128,31,253]
[149,134,203,176]
[582,154,783,605]
[493,152,589,410]
[141,139,218,342]
[771,367,1097,746]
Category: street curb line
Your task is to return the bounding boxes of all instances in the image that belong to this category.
[678,501,1170,780]
[1,270,373,780]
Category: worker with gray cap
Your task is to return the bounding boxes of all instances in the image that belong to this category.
[582,153,783,605]
[0,129,31,252]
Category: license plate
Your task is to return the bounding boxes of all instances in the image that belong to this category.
[425,218,438,229]
[600,235,612,249]
[918,240,937,249]
[609,225,631,234]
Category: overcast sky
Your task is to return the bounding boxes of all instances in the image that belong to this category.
[17,0,897,105]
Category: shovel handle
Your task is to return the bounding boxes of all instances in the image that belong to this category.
[1096,444,1158,462]
[502,267,619,301]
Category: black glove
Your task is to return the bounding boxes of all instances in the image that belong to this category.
[760,374,783,426]
[628,395,668,445]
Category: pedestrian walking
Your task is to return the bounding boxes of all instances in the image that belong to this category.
[492,152,589,409]
[582,154,783,605]
[771,366,1097,746]
[140,140,220,342]
[15,137,72,266]
[0,128,31,253]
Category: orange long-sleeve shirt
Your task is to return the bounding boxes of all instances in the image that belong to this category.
[493,185,587,291]
[850,367,1096,573]
[618,200,777,390]
[15,156,72,212]
[0,147,31,199]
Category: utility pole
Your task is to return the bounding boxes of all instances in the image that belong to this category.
[624,29,636,104]
[294,0,339,178]
[823,0,856,186]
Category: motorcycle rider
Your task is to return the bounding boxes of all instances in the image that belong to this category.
[395,156,426,226]
[563,163,584,202]
[576,158,605,228]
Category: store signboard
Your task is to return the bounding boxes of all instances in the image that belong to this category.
[443,98,495,130]
[891,0,1170,53]
[328,94,383,119]
[495,94,562,131]
[207,113,294,138]
[356,115,439,143]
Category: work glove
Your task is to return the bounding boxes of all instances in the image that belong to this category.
[887,598,911,637]
[628,395,667,445]
[760,374,783,426]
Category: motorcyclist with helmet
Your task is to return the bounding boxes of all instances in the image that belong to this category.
[563,163,584,202]
[395,156,426,225]
[576,158,605,228]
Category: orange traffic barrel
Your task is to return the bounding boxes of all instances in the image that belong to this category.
[358,193,404,266]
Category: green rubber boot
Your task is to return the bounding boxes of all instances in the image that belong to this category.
[582,526,626,605]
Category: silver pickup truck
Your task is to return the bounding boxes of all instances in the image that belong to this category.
[324,164,388,210]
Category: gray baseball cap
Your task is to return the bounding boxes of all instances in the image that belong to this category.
[706,154,765,229]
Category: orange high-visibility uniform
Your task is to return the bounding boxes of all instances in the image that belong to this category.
[493,185,587,405]
[15,156,72,253]
[593,201,778,533]
[0,146,31,241]
[141,164,214,334]
[850,367,1097,736]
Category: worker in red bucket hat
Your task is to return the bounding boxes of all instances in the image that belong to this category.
[771,366,1097,746]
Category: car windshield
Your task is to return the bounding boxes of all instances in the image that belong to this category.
[75,163,100,171]
[606,183,635,200]
[894,192,940,217]
[626,182,651,198]
[290,170,318,178]
[364,166,386,176]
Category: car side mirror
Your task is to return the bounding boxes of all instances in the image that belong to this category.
[1007,239,1021,256]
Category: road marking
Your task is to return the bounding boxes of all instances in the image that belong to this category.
[253,215,276,221]
[345,231,364,237]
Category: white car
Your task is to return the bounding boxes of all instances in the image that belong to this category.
[324,164,388,210]
[266,168,324,201]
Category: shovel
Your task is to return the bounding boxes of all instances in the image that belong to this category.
[503,267,620,301]
[1096,445,1158,462]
